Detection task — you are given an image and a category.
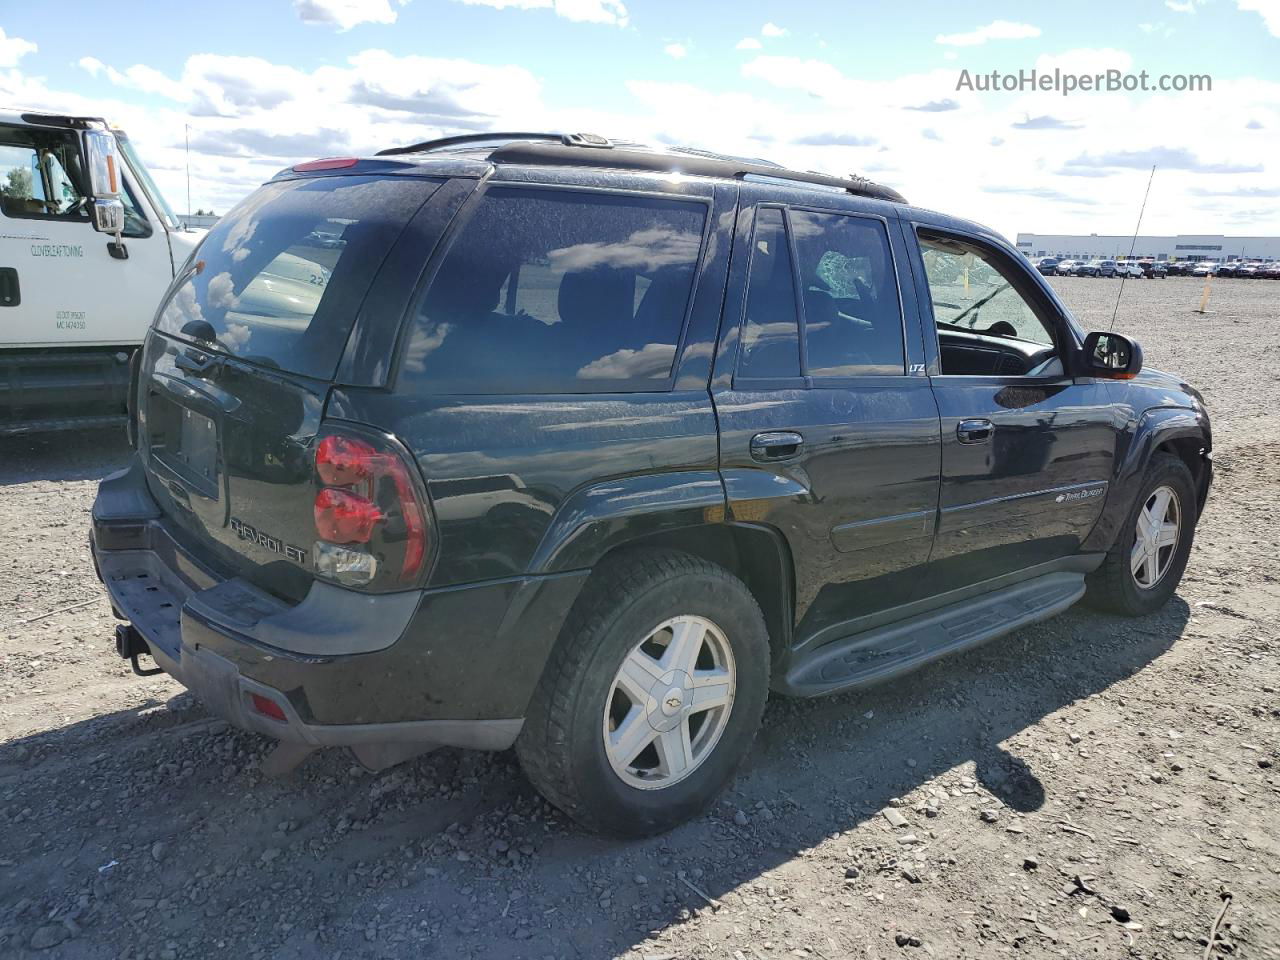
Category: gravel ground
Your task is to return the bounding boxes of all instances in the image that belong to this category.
[1,276,1277,960]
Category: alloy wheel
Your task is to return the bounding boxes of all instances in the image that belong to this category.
[1131,484,1181,589]
[602,615,736,790]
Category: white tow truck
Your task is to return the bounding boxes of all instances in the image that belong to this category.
[0,110,203,435]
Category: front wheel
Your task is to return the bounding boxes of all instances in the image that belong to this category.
[517,552,770,837]
[1085,453,1198,616]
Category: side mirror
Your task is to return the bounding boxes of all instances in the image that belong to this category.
[82,129,120,199]
[82,129,127,248]
[1082,331,1143,380]
[91,198,125,235]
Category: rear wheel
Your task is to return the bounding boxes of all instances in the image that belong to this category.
[517,552,770,837]
[1085,453,1197,616]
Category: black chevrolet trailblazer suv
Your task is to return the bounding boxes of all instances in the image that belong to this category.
[91,133,1212,836]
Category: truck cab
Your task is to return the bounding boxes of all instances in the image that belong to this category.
[0,110,203,435]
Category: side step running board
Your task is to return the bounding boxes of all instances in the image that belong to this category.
[779,572,1086,698]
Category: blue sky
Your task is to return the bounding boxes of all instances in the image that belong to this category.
[2,0,1277,237]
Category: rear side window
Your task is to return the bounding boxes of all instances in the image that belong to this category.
[790,211,905,377]
[401,187,707,394]
[155,175,439,380]
[738,207,800,380]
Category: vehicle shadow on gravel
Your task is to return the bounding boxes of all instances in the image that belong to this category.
[0,595,1189,959]
[0,430,131,487]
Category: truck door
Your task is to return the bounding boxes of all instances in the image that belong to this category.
[712,190,941,655]
[0,122,173,349]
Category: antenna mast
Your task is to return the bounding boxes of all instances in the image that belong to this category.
[1109,165,1157,331]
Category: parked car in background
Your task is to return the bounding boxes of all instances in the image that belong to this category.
[1078,259,1118,278]
[1137,260,1167,278]
[1260,262,1280,279]
[1034,257,1062,276]
[1115,262,1144,279]
[87,131,1214,837]
[1056,259,1083,276]
[1218,262,1242,278]
[1165,261,1191,276]
[1190,261,1219,277]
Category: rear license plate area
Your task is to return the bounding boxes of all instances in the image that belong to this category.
[150,394,220,499]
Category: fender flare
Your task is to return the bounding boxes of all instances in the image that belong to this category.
[1082,404,1210,552]
[527,470,728,574]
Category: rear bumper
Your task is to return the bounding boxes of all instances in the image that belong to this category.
[91,456,587,751]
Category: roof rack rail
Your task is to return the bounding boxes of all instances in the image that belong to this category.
[377,131,612,157]
[486,141,908,204]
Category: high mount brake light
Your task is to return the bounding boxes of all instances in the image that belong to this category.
[312,429,429,586]
[292,157,359,172]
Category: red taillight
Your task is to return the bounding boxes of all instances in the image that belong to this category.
[250,693,287,723]
[316,434,377,487]
[384,453,427,580]
[314,487,383,543]
[312,429,430,585]
[292,157,359,172]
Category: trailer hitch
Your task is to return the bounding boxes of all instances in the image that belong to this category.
[114,623,164,677]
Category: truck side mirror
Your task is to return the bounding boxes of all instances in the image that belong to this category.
[1082,331,1143,380]
[81,129,128,248]
[91,198,125,235]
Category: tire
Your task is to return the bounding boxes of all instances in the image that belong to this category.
[516,551,771,837]
[1085,453,1197,616]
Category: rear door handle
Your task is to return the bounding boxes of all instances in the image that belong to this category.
[750,431,804,462]
[957,419,993,444]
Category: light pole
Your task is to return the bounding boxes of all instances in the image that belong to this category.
[185,123,191,225]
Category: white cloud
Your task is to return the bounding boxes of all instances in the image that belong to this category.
[935,20,1041,47]
[78,57,188,101]
[1034,47,1134,77]
[453,0,628,26]
[664,43,688,59]
[761,22,788,38]
[1165,0,1207,12]
[4,35,1276,241]
[206,272,240,309]
[736,37,762,50]
[0,27,36,68]
[1237,0,1280,35]
[293,0,406,30]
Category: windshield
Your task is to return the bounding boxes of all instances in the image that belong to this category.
[116,133,182,231]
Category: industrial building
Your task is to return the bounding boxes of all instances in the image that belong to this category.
[1015,233,1280,263]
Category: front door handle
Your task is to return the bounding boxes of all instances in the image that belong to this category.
[750,431,804,462]
[957,419,993,444]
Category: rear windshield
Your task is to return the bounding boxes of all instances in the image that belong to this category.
[155,175,438,380]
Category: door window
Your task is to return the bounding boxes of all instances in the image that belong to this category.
[0,127,89,222]
[918,234,1060,377]
[738,207,800,379]
[791,211,905,377]
[402,187,707,394]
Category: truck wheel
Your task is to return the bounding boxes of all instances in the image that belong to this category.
[1085,453,1197,616]
[517,552,770,837]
